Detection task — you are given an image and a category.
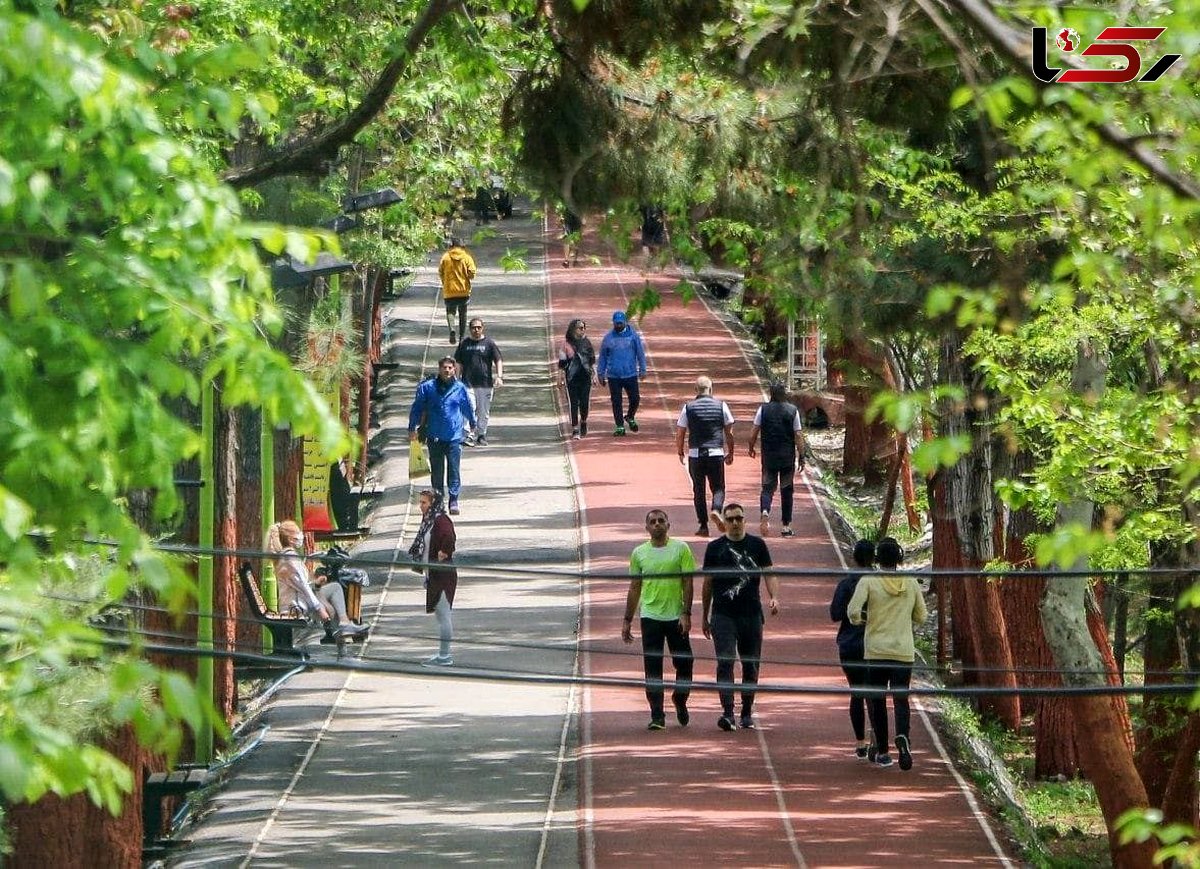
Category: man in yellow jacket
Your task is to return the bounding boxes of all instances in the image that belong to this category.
[439,239,477,344]
[847,537,927,771]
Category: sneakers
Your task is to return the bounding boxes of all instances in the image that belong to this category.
[647,718,666,731]
[717,714,738,732]
[760,510,770,535]
[739,714,757,730]
[896,735,913,770]
[335,622,369,638]
[625,416,639,432]
[867,743,878,763]
[464,433,477,447]
[448,499,460,515]
[449,330,457,344]
[855,743,870,760]
[563,260,570,268]
[709,510,727,534]
[580,421,588,437]
[673,697,690,727]
[696,524,709,538]
[780,526,795,538]
[476,435,489,447]
[571,427,580,440]
[613,426,626,437]
[875,753,895,767]
[422,654,453,667]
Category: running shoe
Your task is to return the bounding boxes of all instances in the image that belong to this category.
[780,526,795,538]
[625,416,639,432]
[717,714,738,732]
[476,435,489,446]
[674,697,690,727]
[875,753,894,767]
[422,654,453,667]
[613,426,626,437]
[647,718,666,731]
[855,744,869,760]
[867,744,878,763]
[696,524,709,538]
[580,421,588,436]
[896,735,913,770]
[571,427,580,439]
[449,330,457,344]
[739,714,757,730]
[449,499,460,516]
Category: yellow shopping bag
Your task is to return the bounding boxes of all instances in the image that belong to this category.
[408,443,431,479]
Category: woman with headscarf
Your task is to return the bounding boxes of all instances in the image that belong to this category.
[408,489,458,665]
[265,520,367,639]
[557,318,596,439]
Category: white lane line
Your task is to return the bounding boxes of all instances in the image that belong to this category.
[537,214,590,869]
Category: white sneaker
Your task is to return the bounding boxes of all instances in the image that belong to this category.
[422,654,453,667]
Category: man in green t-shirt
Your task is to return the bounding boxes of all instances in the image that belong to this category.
[623,509,697,730]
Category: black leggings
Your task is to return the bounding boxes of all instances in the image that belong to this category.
[865,660,912,752]
[566,376,591,427]
[841,659,869,741]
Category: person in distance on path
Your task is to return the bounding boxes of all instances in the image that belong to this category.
[557,318,596,438]
[438,237,477,345]
[408,357,476,516]
[409,489,458,666]
[454,317,503,447]
[747,381,806,538]
[597,310,646,437]
[847,537,927,770]
[830,539,877,759]
[702,503,780,731]
[623,509,696,730]
[675,375,735,538]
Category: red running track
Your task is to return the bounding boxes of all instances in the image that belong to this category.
[546,228,1016,868]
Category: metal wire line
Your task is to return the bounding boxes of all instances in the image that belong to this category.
[41,593,1200,680]
[91,634,1200,700]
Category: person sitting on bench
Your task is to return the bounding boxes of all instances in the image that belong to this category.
[266,520,367,639]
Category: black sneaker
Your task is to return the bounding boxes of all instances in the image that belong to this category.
[739,715,756,730]
[717,714,738,732]
[867,744,878,763]
[580,421,588,436]
[476,435,489,447]
[613,426,626,437]
[625,416,639,432]
[780,527,795,538]
[673,697,690,727]
[875,753,894,767]
[896,735,913,770]
[647,718,666,731]
[855,744,869,760]
[449,330,457,344]
[696,524,709,538]
[571,427,580,439]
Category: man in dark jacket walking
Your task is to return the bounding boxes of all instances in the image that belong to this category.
[675,375,735,537]
[597,311,647,436]
[747,382,805,537]
[407,357,476,515]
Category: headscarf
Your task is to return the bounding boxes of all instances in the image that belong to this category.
[408,490,446,565]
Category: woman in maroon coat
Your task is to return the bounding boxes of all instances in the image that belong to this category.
[409,488,458,665]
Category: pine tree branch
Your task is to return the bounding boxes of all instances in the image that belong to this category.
[944,0,1200,200]
[222,0,457,189]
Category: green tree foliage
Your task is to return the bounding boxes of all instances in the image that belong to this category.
[0,2,344,807]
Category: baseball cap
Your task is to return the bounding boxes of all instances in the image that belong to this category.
[612,311,627,324]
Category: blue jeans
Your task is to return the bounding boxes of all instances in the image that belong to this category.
[427,439,463,499]
[607,376,640,426]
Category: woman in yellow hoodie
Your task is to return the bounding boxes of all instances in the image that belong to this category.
[847,537,927,770]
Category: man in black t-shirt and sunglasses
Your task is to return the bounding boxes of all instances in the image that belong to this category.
[701,502,780,732]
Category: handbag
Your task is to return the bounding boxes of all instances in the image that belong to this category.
[408,443,431,479]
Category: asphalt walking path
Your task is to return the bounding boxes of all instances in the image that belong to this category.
[175,207,582,867]
[176,207,1016,868]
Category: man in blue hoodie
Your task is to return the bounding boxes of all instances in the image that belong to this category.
[408,357,477,514]
[597,311,647,436]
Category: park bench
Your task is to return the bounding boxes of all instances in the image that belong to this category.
[142,765,211,857]
[237,561,310,656]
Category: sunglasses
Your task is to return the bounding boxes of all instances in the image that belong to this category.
[723,515,746,522]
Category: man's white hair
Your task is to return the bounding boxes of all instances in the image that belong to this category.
[696,375,713,395]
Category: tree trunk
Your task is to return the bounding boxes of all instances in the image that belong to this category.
[235,408,264,661]
[213,399,239,727]
[1042,339,1154,866]
[940,333,1020,728]
[830,339,892,483]
[6,726,151,868]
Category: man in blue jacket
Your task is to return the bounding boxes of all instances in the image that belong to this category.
[408,357,477,514]
[597,311,647,436]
